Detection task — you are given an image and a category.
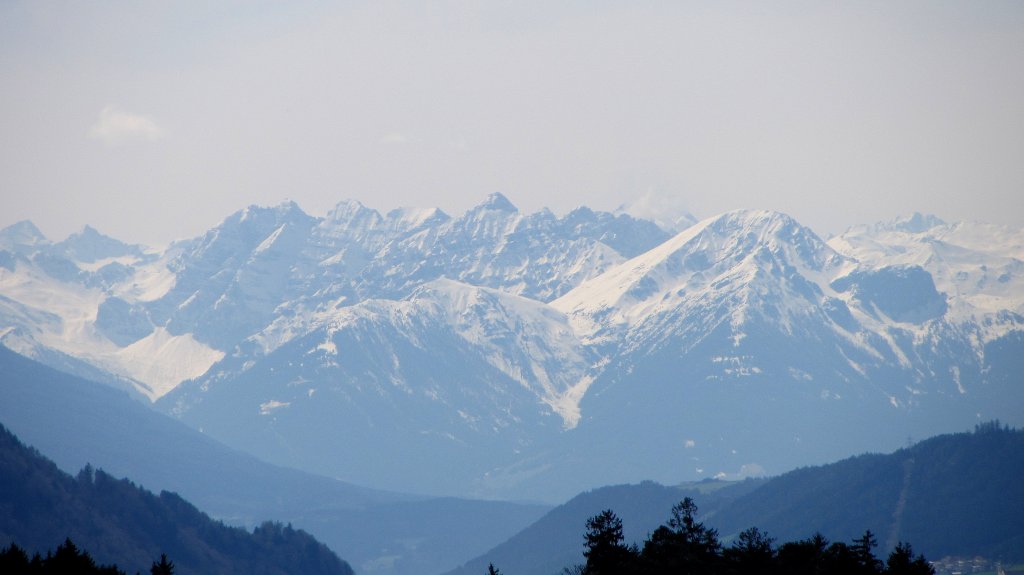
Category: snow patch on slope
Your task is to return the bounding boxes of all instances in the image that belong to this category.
[831,215,1024,340]
[110,327,224,400]
[0,255,218,400]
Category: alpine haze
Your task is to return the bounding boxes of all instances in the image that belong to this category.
[1,197,1021,501]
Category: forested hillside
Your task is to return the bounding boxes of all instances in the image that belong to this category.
[447,480,763,575]
[452,423,1024,574]
[712,421,1024,560]
[0,423,352,575]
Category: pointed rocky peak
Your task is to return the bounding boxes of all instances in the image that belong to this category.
[383,206,450,233]
[326,198,373,218]
[564,206,596,221]
[77,224,103,238]
[887,212,947,233]
[0,220,49,249]
[447,193,522,240]
[839,212,949,239]
[561,206,602,231]
[554,209,844,321]
[184,202,315,264]
[705,208,801,234]
[474,192,518,213]
[56,225,141,263]
[561,206,672,258]
[272,200,312,220]
[516,207,558,233]
[226,201,315,230]
[322,199,384,231]
[698,209,842,272]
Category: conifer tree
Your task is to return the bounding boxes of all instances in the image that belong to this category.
[150,553,175,575]
[885,542,934,575]
[640,497,722,574]
[852,530,882,574]
[583,509,637,575]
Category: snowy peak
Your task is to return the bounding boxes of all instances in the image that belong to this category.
[55,225,143,263]
[187,201,314,262]
[383,206,450,233]
[700,209,843,272]
[560,207,672,259]
[830,216,1024,319]
[886,212,947,233]
[553,209,843,327]
[451,193,522,242]
[150,201,319,349]
[322,199,384,233]
[475,192,518,213]
[0,220,49,251]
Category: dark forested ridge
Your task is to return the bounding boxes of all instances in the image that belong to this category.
[0,423,353,575]
[452,423,1024,575]
[711,421,1024,561]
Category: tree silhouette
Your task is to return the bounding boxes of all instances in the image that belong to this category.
[885,542,934,575]
[50,538,99,573]
[151,553,175,575]
[725,526,776,574]
[583,509,638,575]
[0,543,32,572]
[1,538,127,574]
[640,497,722,574]
[852,530,882,574]
[566,499,935,575]
[778,532,830,575]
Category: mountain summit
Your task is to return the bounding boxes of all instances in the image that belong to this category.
[1,198,1021,500]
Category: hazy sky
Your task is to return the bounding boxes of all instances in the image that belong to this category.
[2,1,1023,246]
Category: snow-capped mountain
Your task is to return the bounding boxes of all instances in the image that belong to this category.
[0,195,663,401]
[551,209,999,404]
[532,211,1024,498]
[159,278,599,495]
[1,200,1021,500]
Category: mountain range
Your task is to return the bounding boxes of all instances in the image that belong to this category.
[1,195,1022,501]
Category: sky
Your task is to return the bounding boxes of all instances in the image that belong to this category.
[2,1,1023,246]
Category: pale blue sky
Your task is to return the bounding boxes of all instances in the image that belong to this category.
[2,1,1023,245]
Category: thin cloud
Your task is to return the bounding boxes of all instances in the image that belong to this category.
[89,106,164,145]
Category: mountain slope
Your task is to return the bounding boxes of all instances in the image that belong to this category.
[449,424,1024,575]
[712,422,1024,560]
[544,210,1023,490]
[160,278,597,498]
[2,203,1022,502]
[0,346,550,575]
[0,422,353,575]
